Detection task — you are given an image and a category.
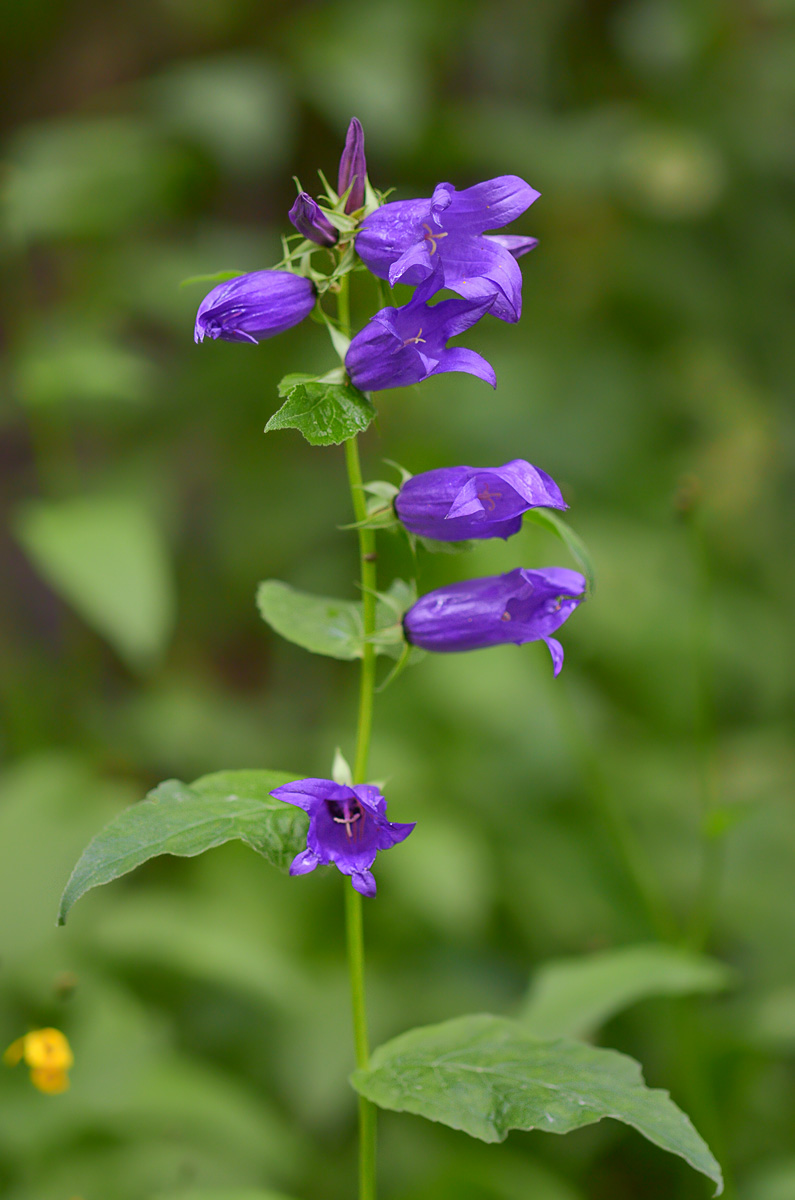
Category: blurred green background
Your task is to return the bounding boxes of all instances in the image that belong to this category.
[1,0,793,1197]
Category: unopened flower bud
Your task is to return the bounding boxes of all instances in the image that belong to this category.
[194,270,316,345]
[338,117,366,214]
[289,193,339,247]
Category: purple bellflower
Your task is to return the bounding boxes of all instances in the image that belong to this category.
[338,117,366,214]
[194,270,316,345]
[395,459,567,541]
[289,193,339,247]
[345,270,497,392]
[403,567,585,674]
[355,175,540,323]
[270,778,415,897]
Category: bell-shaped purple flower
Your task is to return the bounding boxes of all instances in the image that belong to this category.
[395,460,567,542]
[345,270,496,392]
[355,175,540,323]
[403,567,585,674]
[338,117,366,214]
[289,193,339,247]
[270,778,415,897]
[194,270,316,345]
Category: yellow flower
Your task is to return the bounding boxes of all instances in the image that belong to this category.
[4,1028,73,1093]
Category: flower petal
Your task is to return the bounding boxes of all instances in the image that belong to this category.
[289,848,321,875]
[271,778,350,813]
[496,460,567,510]
[544,637,565,676]
[389,238,434,286]
[439,236,524,323]
[444,176,541,234]
[435,347,496,388]
[351,869,377,897]
[485,234,539,259]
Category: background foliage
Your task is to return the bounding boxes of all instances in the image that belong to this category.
[1,1,793,1197]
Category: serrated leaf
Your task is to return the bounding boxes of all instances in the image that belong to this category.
[519,944,733,1040]
[352,1014,722,1193]
[58,769,305,924]
[265,378,375,446]
[14,493,175,672]
[256,579,410,661]
[525,508,596,595]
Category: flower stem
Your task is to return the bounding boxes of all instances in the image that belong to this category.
[339,270,378,1200]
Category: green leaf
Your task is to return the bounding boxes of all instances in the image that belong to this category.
[14,493,176,672]
[256,579,410,661]
[58,769,305,924]
[519,944,733,1040]
[265,377,375,446]
[525,508,596,595]
[352,1014,722,1193]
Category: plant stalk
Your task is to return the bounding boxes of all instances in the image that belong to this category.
[339,272,378,1200]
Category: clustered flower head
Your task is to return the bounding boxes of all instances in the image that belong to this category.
[4,1028,74,1094]
[195,119,588,898]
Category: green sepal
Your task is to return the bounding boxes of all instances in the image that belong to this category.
[179,269,246,289]
[525,508,596,595]
[266,375,375,446]
[418,536,475,554]
[57,769,306,925]
[351,1014,723,1194]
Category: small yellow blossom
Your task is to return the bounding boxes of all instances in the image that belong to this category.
[4,1028,73,1093]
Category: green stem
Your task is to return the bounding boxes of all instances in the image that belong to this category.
[339,272,378,1200]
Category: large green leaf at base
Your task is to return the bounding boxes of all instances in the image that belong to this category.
[352,1014,722,1194]
[520,943,733,1040]
[58,769,304,924]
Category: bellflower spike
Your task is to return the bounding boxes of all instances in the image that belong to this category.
[395,459,566,542]
[270,778,415,897]
[403,567,585,674]
[338,117,366,213]
[345,270,496,392]
[289,193,338,247]
[194,270,316,345]
[355,175,540,323]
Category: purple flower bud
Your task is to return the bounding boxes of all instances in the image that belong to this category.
[338,117,366,214]
[288,192,339,247]
[356,175,540,323]
[270,778,415,897]
[395,460,567,541]
[345,269,496,392]
[403,567,585,674]
[194,270,316,345]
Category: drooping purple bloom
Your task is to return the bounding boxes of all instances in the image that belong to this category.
[395,460,567,542]
[194,270,316,345]
[338,117,366,214]
[355,176,540,323]
[345,270,496,392]
[289,193,339,247]
[270,778,415,897]
[403,567,585,674]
